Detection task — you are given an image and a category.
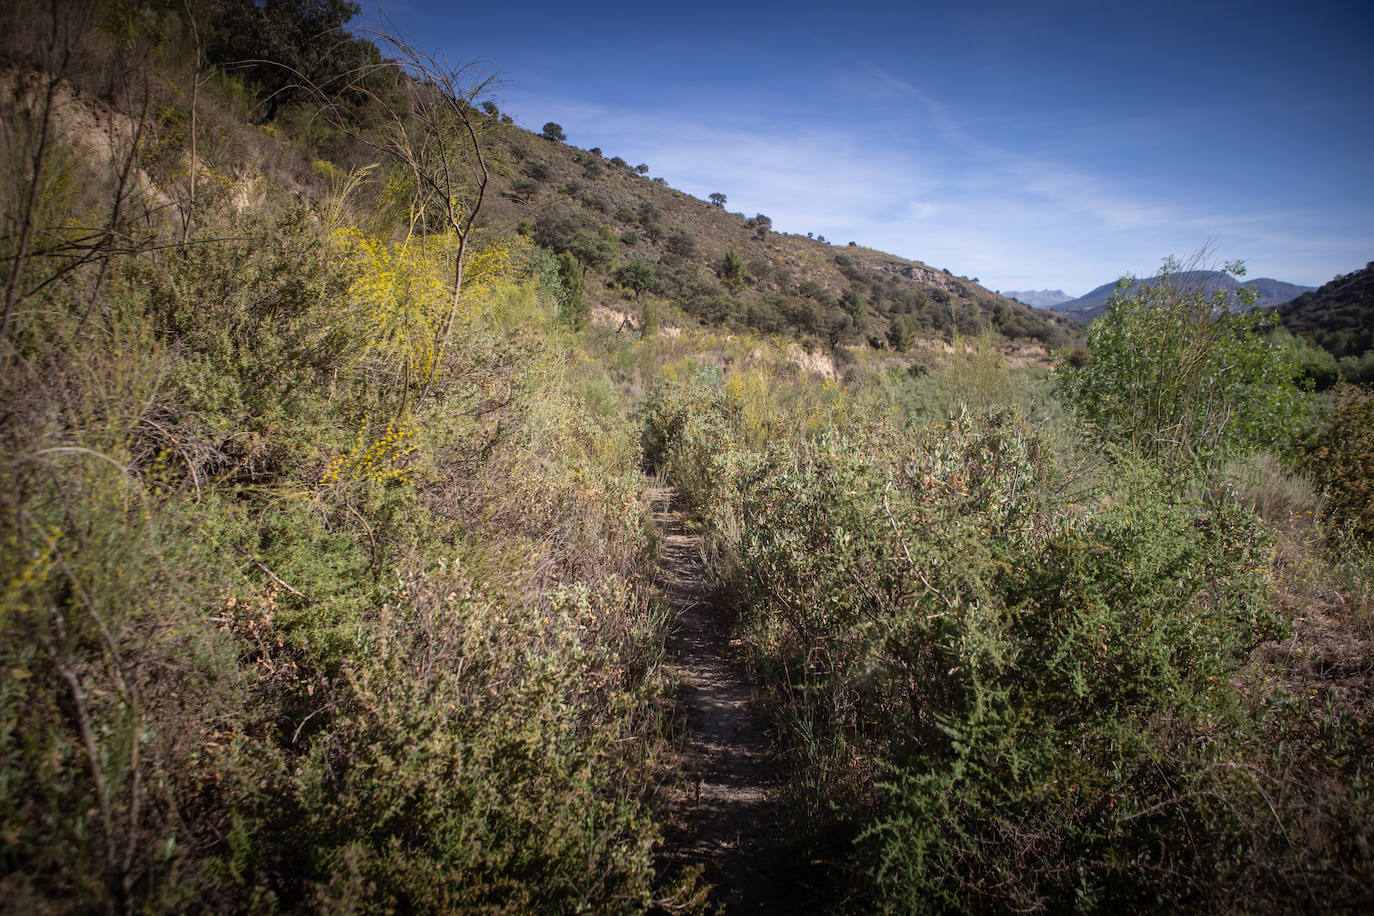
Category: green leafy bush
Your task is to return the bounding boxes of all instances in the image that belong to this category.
[1058,259,1305,471]
[0,177,701,911]
[1305,383,1374,543]
[644,374,1370,910]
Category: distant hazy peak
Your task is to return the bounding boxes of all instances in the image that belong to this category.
[1002,289,1073,308]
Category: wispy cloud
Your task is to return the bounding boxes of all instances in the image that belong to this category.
[503,89,937,227]
[501,80,1368,293]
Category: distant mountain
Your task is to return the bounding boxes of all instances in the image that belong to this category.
[1003,289,1074,308]
[1246,277,1318,306]
[1277,262,1374,359]
[1049,271,1315,322]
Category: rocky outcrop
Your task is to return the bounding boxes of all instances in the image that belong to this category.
[878,260,966,294]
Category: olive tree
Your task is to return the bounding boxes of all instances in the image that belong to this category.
[614,258,662,299]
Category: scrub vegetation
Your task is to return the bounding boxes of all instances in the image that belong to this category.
[1,1,1370,913]
[645,304,1372,911]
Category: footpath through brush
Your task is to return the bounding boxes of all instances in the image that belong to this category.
[650,487,809,912]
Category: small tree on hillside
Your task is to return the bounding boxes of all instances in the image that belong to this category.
[541,122,566,142]
[209,0,372,121]
[888,314,918,352]
[556,251,588,328]
[720,250,746,289]
[842,288,866,322]
[566,226,617,272]
[663,229,697,263]
[709,192,727,208]
[614,258,662,299]
[508,179,538,204]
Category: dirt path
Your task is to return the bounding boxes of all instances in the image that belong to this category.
[650,487,797,912]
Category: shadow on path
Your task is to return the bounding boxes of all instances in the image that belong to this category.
[650,487,806,912]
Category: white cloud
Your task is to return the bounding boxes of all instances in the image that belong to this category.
[500,84,1369,294]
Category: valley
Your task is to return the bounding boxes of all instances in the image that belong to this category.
[1,1,1371,913]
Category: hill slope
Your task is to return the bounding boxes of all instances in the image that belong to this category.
[474,121,1075,350]
[1277,261,1374,359]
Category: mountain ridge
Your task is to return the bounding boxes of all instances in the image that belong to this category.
[1049,271,1314,322]
[1277,262,1374,360]
[476,122,1075,350]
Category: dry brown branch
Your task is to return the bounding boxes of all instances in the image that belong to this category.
[234,542,310,602]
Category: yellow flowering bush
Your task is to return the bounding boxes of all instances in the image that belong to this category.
[334,228,451,380]
[334,228,530,384]
[319,413,417,489]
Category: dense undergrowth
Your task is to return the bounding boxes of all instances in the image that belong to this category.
[644,296,1374,911]
[0,32,707,902]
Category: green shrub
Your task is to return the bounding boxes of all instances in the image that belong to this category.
[556,251,589,329]
[207,570,684,913]
[143,206,364,444]
[1305,383,1374,543]
[887,314,917,351]
[1,180,701,912]
[1057,258,1306,472]
[643,379,1372,910]
[639,377,728,473]
[1276,329,1340,389]
[738,423,1301,908]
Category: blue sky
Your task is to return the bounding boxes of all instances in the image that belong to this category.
[365,0,1373,296]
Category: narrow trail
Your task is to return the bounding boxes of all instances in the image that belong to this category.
[650,487,798,912]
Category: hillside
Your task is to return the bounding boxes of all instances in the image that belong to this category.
[1277,261,1374,359]
[472,121,1075,352]
[0,0,1074,360]
[1053,270,1313,321]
